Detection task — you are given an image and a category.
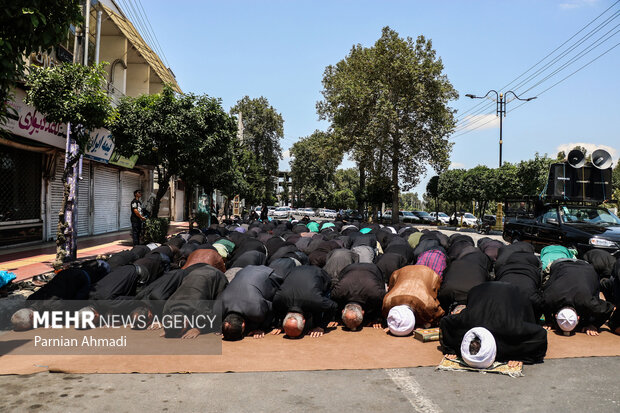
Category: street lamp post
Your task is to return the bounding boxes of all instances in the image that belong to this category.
[465,90,537,167]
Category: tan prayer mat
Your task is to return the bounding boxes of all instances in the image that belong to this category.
[436,357,524,378]
[0,327,619,375]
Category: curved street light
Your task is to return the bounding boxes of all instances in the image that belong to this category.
[465,90,537,167]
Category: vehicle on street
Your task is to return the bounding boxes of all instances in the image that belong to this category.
[382,210,419,224]
[344,209,363,221]
[429,211,450,224]
[451,212,479,227]
[299,207,315,217]
[411,210,434,224]
[273,206,292,219]
[267,206,276,216]
[503,202,620,256]
[323,209,337,219]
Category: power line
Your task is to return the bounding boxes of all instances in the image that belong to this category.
[454,1,619,124]
[134,0,170,67]
[453,40,620,139]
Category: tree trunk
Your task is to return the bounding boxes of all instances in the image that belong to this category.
[152,172,171,218]
[358,163,366,213]
[223,196,231,219]
[391,139,400,225]
[435,197,439,225]
[54,128,80,269]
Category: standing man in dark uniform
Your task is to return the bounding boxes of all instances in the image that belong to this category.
[131,190,146,246]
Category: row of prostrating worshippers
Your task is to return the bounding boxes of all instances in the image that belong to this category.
[10,219,620,369]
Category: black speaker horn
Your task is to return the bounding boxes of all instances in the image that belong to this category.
[591,149,612,169]
[567,149,585,168]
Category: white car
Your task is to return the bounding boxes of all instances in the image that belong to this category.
[324,209,337,219]
[267,206,276,216]
[429,211,450,224]
[273,207,292,219]
[299,207,315,217]
[451,212,478,227]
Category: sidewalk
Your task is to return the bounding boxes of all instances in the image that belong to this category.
[0,221,189,282]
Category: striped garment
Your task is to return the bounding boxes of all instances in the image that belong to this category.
[416,249,447,279]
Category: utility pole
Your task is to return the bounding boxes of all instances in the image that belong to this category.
[465,90,537,167]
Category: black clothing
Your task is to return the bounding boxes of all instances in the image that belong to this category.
[88,265,140,301]
[331,263,385,322]
[230,250,268,268]
[227,238,267,268]
[131,245,150,259]
[134,268,188,316]
[324,249,360,285]
[272,265,337,328]
[438,249,491,311]
[188,233,206,245]
[27,268,95,311]
[130,199,142,224]
[440,282,547,364]
[308,240,340,268]
[494,243,543,316]
[268,258,297,280]
[384,237,414,263]
[163,264,228,332]
[413,238,442,262]
[542,260,614,329]
[133,253,163,287]
[447,235,475,261]
[265,237,288,258]
[108,250,138,269]
[350,233,377,249]
[131,221,142,246]
[220,265,285,331]
[583,249,616,279]
[376,252,407,284]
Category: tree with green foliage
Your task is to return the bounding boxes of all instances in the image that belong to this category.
[231,96,284,214]
[289,130,342,207]
[516,153,555,196]
[318,27,458,224]
[426,175,440,218]
[0,0,82,122]
[438,169,465,224]
[25,63,114,266]
[111,85,236,218]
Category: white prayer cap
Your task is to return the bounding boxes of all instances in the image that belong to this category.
[386,226,397,234]
[556,307,578,332]
[290,258,302,267]
[146,243,160,250]
[461,327,497,369]
[387,305,415,336]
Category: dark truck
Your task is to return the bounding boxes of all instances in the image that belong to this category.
[503,199,620,257]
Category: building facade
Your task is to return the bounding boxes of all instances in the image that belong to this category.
[0,0,182,247]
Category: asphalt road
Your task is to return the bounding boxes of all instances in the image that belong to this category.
[1,357,618,412]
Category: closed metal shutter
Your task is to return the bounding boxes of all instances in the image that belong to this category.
[119,171,141,229]
[47,153,66,241]
[93,166,119,234]
[77,159,90,237]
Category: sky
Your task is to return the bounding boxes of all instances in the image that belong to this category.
[125,0,619,196]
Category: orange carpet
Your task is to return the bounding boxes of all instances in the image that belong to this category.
[0,327,618,375]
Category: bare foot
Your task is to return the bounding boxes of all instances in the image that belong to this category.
[309,327,324,338]
[542,325,552,331]
[507,360,523,368]
[383,327,390,334]
[327,321,339,328]
[270,328,282,335]
[445,354,457,360]
[370,322,382,329]
[583,325,599,336]
[181,328,201,339]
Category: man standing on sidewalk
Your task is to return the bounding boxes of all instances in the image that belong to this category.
[131,190,146,246]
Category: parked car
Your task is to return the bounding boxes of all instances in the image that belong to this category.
[382,210,419,224]
[324,209,337,219]
[503,203,620,256]
[344,209,363,221]
[429,211,450,224]
[267,206,276,216]
[451,212,479,227]
[411,210,434,224]
[299,207,315,217]
[273,206,292,219]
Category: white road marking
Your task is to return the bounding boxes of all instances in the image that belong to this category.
[385,368,442,413]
